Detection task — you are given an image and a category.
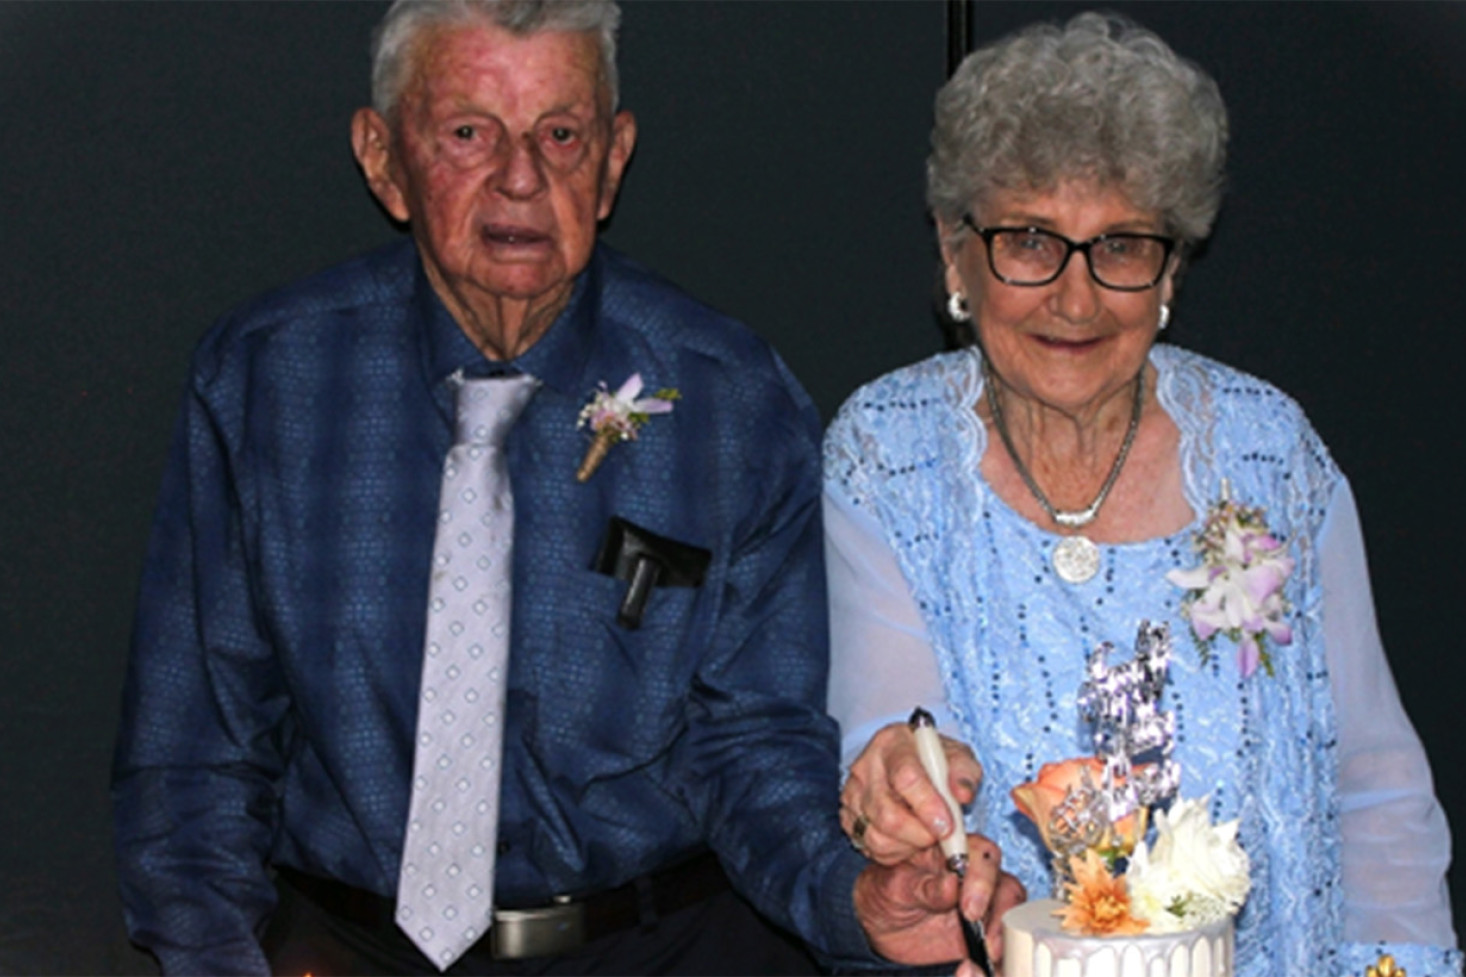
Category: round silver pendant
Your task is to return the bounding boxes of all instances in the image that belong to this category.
[1052,534,1100,584]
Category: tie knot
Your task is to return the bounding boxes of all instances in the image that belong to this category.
[454,374,539,446]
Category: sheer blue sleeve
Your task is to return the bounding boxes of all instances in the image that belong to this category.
[823,488,956,771]
[1323,480,1459,971]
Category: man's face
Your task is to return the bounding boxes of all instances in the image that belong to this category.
[358,23,635,333]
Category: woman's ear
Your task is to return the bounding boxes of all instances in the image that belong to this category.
[936,219,964,295]
[1160,252,1182,307]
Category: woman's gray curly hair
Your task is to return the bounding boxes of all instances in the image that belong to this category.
[928,12,1228,246]
[370,0,621,122]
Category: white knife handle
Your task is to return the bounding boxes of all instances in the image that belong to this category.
[909,708,969,875]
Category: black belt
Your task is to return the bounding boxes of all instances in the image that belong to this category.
[276,851,730,960]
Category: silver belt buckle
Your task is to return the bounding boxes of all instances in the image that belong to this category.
[491,896,586,959]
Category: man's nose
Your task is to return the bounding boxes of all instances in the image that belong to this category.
[496,134,548,199]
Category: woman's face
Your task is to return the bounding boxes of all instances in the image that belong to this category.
[942,180,1176,420]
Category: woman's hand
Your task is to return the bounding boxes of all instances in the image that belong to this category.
[841,721,984,864]
[853,832,1027,970]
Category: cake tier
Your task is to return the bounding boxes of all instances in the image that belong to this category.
[1003,899,1233,977]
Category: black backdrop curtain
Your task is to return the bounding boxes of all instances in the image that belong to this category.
[2,3,1462,972]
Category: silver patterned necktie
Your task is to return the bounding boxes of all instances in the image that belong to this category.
[397,372,538,970]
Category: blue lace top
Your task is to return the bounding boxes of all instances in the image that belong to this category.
[824,343,1459,976]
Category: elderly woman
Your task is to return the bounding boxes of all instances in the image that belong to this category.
[824,12,1459,976]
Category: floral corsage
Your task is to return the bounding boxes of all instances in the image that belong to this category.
[575,373,679,482]
[1166,482,1295,677]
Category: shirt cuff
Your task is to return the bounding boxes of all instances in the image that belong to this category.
[815,847,880,968]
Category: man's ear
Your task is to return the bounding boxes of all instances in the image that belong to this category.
[596,109,638,222]
[351,107,411,224]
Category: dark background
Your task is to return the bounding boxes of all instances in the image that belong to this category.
[2,2,1462,973]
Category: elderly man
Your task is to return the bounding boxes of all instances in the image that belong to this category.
[112,2,1016,974]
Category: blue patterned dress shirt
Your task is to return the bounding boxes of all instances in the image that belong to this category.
[113,240,872,975]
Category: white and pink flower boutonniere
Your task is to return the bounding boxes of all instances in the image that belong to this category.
[1166,481,1295,677]
[575,373,680,482]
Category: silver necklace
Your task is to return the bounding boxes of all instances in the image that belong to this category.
[984,365,1144,584]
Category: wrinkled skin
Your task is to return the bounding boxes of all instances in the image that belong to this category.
[856,831,1027,972]
[844,722,1026,970]
[841,722,984,864]
[352,23,636,360]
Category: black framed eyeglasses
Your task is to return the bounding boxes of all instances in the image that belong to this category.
[962,215,1177,291]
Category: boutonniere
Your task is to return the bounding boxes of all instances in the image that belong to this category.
[575,373,680,482]
[1166,481,1295,677]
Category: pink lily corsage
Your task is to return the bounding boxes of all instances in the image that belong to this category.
[575,373,679,482]
[1166,482,1295,677]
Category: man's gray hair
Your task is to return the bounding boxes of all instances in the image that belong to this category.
[370,0,622,121]
[928,12,1228,245]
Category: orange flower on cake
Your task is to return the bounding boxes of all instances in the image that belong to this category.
[1011,757,1148,864]
[1056,849,1149,936]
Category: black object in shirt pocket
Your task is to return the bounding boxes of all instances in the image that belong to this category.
[592,517,710,629]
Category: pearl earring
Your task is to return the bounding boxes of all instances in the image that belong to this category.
[947,292,971,323]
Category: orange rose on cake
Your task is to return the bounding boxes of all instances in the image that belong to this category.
[1011,757,1148,864]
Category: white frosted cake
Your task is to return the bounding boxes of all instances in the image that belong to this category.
[1003,899,1233,977]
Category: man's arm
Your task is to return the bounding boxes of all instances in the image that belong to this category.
[666,351,1016,968]
[650,350,866,962]
[113,351,288,976]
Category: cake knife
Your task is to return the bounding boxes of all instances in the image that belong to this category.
[909,707,994,977]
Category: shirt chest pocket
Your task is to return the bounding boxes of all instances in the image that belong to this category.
[524,567,707,771]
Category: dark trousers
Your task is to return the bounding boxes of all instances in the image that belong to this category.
[262,872,820,977]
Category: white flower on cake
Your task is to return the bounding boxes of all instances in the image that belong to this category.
[1125,797,1251,933]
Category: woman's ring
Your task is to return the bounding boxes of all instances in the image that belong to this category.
[851,813,871,855]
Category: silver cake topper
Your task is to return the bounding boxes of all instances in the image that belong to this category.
[1075,620,1181,824]
[1039,621,1183,881]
